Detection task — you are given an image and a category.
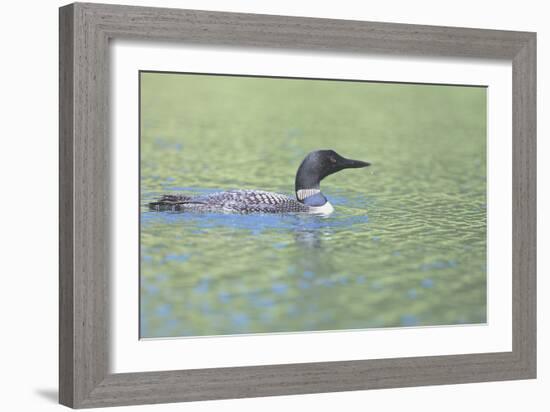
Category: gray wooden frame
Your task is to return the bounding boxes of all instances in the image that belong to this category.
[59,2,536,408]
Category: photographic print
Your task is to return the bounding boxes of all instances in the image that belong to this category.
[140,72,487,339]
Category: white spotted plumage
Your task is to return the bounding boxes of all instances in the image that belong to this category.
[149,189,334,215]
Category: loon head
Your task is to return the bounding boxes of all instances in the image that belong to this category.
[294,149,370,206]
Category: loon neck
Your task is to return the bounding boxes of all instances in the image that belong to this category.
[294,156,325,205]
[296,188,320,201]
[296,188,327,206]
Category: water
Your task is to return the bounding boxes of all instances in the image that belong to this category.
[140,72,487,338]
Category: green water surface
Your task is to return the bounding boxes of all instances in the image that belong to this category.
[140,72,487,338]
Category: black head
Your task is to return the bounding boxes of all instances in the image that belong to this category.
[295,149,370,193]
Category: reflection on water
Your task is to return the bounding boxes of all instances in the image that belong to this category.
[139,73,487,338]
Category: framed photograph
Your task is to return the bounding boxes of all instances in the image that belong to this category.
[59,2,536,408]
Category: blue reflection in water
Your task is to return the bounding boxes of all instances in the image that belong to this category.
[231,313,250,327]
[298,279,310,289]
[303,270,315,279]
[271,283,289,295]
[218,291,232,304]
[407,288,418,300]
[164,253,190,262]
[400,314,420,326]
[142,208,369,235]
[193,278,210,294]
[421,278,435,289]
[155,303,171,317]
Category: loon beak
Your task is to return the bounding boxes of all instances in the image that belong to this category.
[341,157,370,169]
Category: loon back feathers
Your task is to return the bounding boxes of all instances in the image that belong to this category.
[149,190,310,213]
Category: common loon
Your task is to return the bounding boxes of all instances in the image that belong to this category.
[148,149,370,215]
